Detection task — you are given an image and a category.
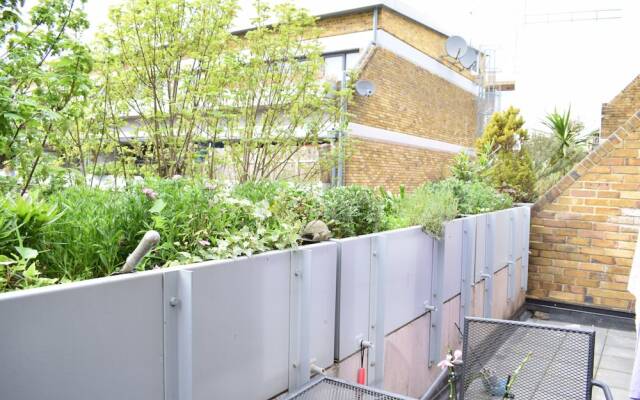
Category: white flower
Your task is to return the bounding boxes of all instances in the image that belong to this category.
[437,354,454,370]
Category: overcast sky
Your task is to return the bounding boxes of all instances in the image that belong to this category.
[79,0,640,133]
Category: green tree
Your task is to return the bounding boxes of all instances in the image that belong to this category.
[0,0,92,194]
[97,0,238,178]
[476,107,536,202]
[223,2,350,182]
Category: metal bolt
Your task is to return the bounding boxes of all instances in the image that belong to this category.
[370,362,375,367]
[169,297,180,307]
[292,363,298,368]
[372,251,377,257]
[294,272,299,277]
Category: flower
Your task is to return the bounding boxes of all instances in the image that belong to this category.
[198,240,210,247]
[437,354,454,370]
[142,188,158,200]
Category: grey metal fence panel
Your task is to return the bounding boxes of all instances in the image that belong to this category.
[185,252,292,400]
[383,227,433,335]
[308,243,338,370]
[492,210,511,272]
[0,273,165,400]
[443,219,463,301]
[334,235,372,361]
[474,214,487,284]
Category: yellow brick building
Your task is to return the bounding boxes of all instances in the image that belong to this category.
[311,3,484,191]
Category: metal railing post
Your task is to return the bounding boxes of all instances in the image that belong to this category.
[368,235,386,388]
[288,249,312,392]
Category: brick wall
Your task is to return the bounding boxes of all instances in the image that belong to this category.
[378,9,476,82]
[316,11,373,38]
[344,138,453,191]
[601,75,640,137]
[528,112,640,312]
[350,48,477,147]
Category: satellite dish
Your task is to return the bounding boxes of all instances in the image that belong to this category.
[355,80,376,97]
[459,48,478,70]
[445,36,468,59]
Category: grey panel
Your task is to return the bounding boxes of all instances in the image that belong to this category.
[492,210,511,272]
[442,219,463,301]
[334,236,372,361]
[474,214,487,284]
[383,227,433,335]
[308,243,338,370]
[0,273,165,400]
[186,252,291,400]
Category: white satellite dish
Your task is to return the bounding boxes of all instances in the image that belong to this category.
[445,36,468,59]
[355,80,375,97]
[459,48,478,70]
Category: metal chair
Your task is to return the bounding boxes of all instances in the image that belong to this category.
[460,317,613,400]
[285,376,414,400]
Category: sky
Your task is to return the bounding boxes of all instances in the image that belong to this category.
[78,0,640,133]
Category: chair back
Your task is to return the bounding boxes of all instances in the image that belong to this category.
[461,317,596,400]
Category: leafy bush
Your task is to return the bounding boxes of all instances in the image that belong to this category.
[390,184,458,239]
[487,152,537,203]
[320,186,387,238]
[474,107,537,202]
[431,178,513,215]
[37,186,150,280]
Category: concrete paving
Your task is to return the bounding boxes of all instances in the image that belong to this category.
[528,317,636,400]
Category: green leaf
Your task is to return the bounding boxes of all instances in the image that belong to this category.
[15,246,38,260]
[149,199,166,214]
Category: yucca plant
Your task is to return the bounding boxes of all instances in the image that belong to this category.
[542,107,587,163]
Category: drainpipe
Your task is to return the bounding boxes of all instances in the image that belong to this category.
[372,7,379,45]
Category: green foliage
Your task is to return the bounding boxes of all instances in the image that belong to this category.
[524,108,589,195]
[389,178,511,238]
[475,107,537,202]
[0,248,57,292]
[0,0,92,193]
[320,186,386,238]
[390,184,458,239]
[476,106,528,153]
[542,107,587,161]
[431,178,513,215]
[37,186,150,279]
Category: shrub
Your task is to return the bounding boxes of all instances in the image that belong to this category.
[431,178,513,215]
[487,152,537,203]
[320,186,386,238]
[475,107,537,202]
[391,184,458,239]
[37,186,150,280]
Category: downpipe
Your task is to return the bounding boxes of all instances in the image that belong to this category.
[419,369,449,400]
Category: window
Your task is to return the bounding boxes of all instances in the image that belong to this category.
[322,51,360,82]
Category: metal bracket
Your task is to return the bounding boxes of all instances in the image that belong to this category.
[460,218,476,328]
[163,269,193,400]
[289,249,312,392]
[428,238,444,366]
[507,211,516,303]
[521,207,531,291]
[483,215,494,318]
[367,235,386,388]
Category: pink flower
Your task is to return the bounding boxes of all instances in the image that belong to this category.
[437,354,454,370]
[142,188,158,200]
[198,240,210,247]
[454,350,462,361]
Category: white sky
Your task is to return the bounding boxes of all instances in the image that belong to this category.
[79,0,640,133]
